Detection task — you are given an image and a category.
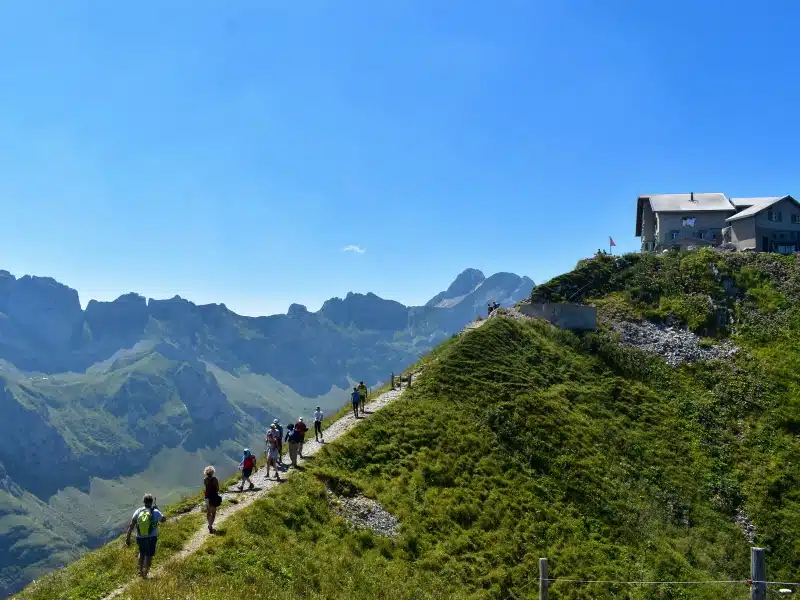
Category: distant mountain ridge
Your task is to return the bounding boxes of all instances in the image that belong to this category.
[0,267,534,597]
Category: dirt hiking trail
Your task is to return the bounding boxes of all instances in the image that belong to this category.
[103,375,418,600]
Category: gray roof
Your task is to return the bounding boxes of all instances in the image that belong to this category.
[645,193,735,213]
[727,196,791,222]
[730,197,772,208]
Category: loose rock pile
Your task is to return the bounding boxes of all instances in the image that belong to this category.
[735,507,757,543]
[327,490,399,538]
[613,320,739,366]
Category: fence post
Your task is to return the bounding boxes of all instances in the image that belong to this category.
[408,373,412,388]
[539,557,549,600]
[751,547,765,600]
[391,373,394,389]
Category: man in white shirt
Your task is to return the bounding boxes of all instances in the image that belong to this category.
[314,407,324,442]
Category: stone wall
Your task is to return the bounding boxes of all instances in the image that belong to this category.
[518,302,597,331]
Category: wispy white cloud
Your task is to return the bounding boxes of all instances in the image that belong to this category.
[342,244,366,254]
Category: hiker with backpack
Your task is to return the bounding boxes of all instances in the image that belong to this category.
[351,386,361,418]
[272,418,284,464]
[238,449,257,491]
[313,406,324,442]
[294,417,309,458]
[357,381,368,415]
[126,493,165,578]
[284,423,303,467]
[265,423,282,480]
[203,466,221,534]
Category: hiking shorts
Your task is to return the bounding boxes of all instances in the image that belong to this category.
[242,467,253,478]
[136,536,158,557]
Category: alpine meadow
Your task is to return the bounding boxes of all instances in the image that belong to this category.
[16,248,800,600]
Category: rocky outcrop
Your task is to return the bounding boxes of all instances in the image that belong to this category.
[287,303,309,318]
[319,292,409,331]
[0,272,83,358]
[612,320,739,366]
[327,490,400,538]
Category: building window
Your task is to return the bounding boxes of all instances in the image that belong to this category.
[792,214,800,224]
[698,231,707,240]
[670,230,679,240]
[681,216,696,227]
[711,232,717,240]
[780,233,786,239]
[768,210,783,222]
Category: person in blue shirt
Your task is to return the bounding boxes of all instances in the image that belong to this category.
[126,493,166,578]
[351,386,361,418]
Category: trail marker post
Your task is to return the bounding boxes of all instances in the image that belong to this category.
[751,547,766,600]
[539,557,549,600]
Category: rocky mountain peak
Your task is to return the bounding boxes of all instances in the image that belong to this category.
[426,268,486,307]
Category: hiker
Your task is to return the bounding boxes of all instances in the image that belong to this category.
[284,423,303,467]
[295,417,309,458]
[314,406,324,442]
[488,302,493,316]
[351,386,361,418]
[125,493,165,578]
[203,466,221,534]
[238,448,256,491]
[264,424,282,480]
[357,381,368,415]
[493,301,500,313]
[272,418,284,464]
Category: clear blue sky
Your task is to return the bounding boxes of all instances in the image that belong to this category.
[2,1,799,316]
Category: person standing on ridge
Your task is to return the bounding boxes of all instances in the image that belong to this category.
[265,424,282,480]
[203,466,221,534]
[284,423,302,467]
[357,381,368,415]
[272,419,284,464]
[126,493,165,578]
[351,386,361,418]
[238,448,256,491]
[294,417,309,458]
[313,406,324,442]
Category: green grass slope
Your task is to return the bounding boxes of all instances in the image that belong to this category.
[18,249,800,600]
[110,316,759,600]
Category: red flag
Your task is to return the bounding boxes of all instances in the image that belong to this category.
[609,236,616,247]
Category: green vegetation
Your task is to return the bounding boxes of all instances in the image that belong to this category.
[16,513,204,600]
[18,249,800,599]
[108,313,766,600]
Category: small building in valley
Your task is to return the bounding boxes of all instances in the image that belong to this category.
[636,192,800,254]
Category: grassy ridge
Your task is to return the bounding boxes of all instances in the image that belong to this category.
[116,316,762,599]
[18,249,800,600]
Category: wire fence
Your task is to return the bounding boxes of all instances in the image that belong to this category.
[503,578,800,600]
[501,548,799,600]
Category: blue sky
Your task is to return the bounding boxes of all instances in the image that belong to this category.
[2,1,800,316]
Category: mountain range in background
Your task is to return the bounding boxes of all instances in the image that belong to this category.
[0,267,533,596]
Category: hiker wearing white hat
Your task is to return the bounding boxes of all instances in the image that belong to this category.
[265,425,281,481]
[272,418,284,464]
